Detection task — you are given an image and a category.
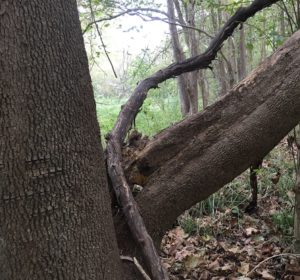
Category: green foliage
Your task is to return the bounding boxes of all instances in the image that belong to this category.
[135,83,181,136]
[95,97,126,142]
[95,82,181,140]
[178,215,197,235]
[179,141,296,243]
[272,210,294,235]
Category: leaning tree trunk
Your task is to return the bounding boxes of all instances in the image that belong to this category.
[121,30,300,244]
[0,1,122,279]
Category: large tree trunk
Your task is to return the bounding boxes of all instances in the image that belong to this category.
[0,1,122,279]
[123,30,300,243]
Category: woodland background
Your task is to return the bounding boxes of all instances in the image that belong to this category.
[77,0,300,279]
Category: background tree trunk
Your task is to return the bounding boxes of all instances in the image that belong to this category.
[260,13,267,62]
[0,1,122,279]
[238,26,247,80]
[211,5,229,96]
[167,0,190,116]
[294,126,300,252]
[185,0,199,113]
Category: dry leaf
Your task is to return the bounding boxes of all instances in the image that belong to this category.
[184,254,205,270]
[260,269,275,280]
[199,270,210,280]
[207,259,220,271]
[221,262,235,272]
[228,246,240,254]
[245,227,259,236]
[238,262,250,275]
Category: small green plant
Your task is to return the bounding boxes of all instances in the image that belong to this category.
[178,215,197,236]
[272,210,294,235]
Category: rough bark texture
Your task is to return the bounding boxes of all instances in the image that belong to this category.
[295,172,300,252]
[125,30,300,241]
[0,1,122,279]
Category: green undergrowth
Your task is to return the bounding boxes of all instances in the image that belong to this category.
[178,142,296,240]
[95,93,181,144]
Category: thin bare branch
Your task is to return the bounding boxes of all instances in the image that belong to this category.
[277,1,296,33]
[82,7,211,38]
[120,256,152,280]
[88,0,118,78]
[82,8,168,34]
[247,254,300,277]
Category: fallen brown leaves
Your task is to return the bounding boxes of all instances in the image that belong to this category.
[161,203,298,279]
[161,139,299,279]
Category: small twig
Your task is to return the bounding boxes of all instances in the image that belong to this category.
[82,7,211,38]
[120,255,152,280]
[291,129,298,173]
[134,13,213,38]
[134,257,152,280]
[247,253,300,277]
[82,7,169,35]
[88,0,118,78]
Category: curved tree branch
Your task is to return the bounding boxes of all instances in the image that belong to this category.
[82,8,169,34]
[82,7,211,38]
[106,0,279,279]
[88,0,118,78]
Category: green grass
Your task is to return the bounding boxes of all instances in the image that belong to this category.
[179,144,296,237]
[95,93,181,142]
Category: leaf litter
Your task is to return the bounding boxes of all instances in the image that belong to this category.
[160,139,300,279]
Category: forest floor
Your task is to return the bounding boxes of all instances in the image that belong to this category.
[161,140,300,280]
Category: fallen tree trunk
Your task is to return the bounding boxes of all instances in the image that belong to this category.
[121,30,300,244]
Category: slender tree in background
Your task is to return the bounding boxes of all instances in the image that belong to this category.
[166,0,190,116]
[294,126,300,252]
[0,1,122,279]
